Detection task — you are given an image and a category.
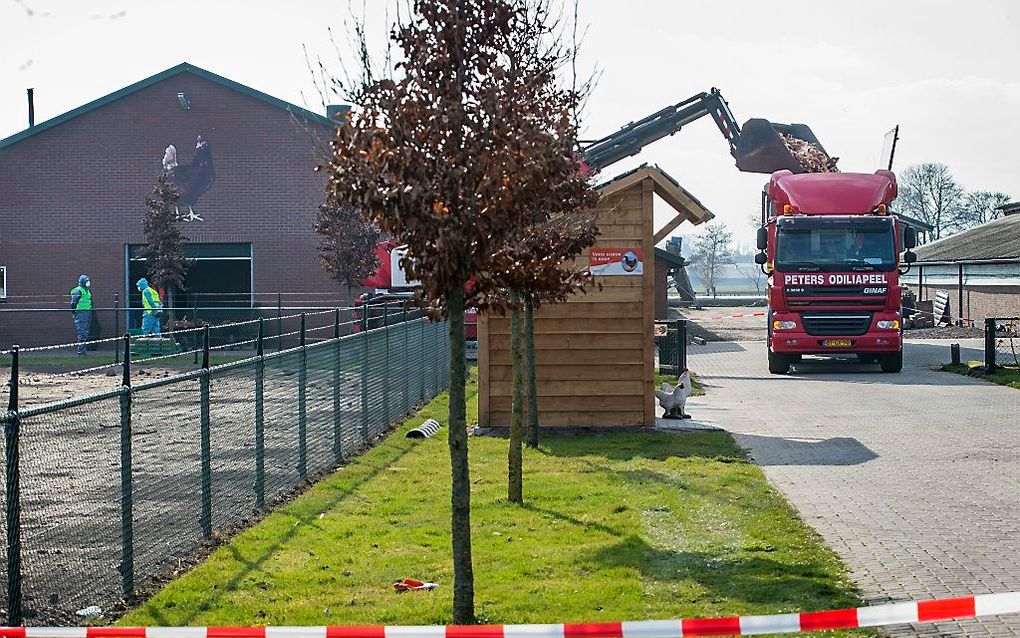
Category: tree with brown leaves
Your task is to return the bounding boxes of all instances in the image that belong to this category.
[139,174,189,320]
[320,0,593,622]
[488,211,599,503]
[314,201,381,303]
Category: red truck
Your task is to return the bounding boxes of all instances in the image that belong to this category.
[753,169,918,374]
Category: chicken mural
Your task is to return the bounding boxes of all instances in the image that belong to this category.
[161,135,215,221]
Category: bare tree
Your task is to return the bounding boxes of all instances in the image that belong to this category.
[314,201,381,302]
[320,0,594,622]
[898,163,964,239]
[959,191,1012,229]
[690,223,734,298]
[138,174,189,319]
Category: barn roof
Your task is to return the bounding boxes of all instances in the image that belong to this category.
[0,62,335,150]
[597,164,715,242]
[914,214,1020,263]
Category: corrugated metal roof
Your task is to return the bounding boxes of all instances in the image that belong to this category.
[0,62,335,150]
[914,214,1020,262]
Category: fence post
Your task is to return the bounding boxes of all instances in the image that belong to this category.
[199,326,212,540]
[298,313,307,480]
[986,317,997,373]
[114,292,121,365]
[402,307,409,412]
[276,292,283,353]
[5,346,23,626]
[255,318,265,510]
[679,319,688,372]
[419,315,426,402]
[193,297,200,365]
[333,309,342,465]
[958,264,965,326]
[360,326,369,445]
[119,335,134,598]
[383,303,390,423]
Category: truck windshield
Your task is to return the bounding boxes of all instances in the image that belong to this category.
[776,217,895,272]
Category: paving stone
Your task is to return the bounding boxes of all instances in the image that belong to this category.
[687,339,1020,637]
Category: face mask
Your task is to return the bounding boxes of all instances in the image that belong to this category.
[85,281,91,288]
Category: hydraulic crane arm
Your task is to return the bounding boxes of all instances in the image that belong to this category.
[580,88,740,172]
[579,88,829,175]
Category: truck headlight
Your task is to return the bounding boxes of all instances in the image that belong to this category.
[876,320,900,330]
[773,320,797,330]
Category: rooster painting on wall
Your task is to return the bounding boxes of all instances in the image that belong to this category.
[161,135,215,221]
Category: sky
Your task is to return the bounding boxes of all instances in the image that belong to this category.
[2,0,1019,250]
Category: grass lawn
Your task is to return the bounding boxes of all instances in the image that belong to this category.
[119,372,867,634]
[943,362,1020,390]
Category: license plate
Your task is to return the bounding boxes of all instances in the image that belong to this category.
[823,339,852,347]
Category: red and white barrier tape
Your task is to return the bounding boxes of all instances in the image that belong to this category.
[681,311,766,324]
[5,592,1019,638]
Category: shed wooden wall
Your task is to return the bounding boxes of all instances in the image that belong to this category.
[478,177,655,428]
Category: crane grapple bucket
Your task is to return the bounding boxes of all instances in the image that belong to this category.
[734,119,835,174]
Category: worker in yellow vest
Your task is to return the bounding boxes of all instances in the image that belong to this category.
[136,278,164,336]
[69,274,92,356]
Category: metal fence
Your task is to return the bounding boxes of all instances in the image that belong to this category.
[0,310,450,625]
[655,320,688,376]
[985,317,1020,372]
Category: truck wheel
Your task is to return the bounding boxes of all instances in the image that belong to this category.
[768,349,790,374]
[880,350,903,373]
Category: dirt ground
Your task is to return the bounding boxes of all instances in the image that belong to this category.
[0,323,448,624]
[13,365,187,408]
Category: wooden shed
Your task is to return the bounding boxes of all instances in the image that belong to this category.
[477,165,714,428]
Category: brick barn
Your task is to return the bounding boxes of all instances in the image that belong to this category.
[0,62,345,348]
[910,204,1020,323]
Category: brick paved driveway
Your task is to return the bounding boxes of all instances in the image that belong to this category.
[686,339,1020,637]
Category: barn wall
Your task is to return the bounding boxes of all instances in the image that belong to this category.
[478,177,655,428]
[0,71,336,347]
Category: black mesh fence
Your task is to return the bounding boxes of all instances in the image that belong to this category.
[0,312,449,624]
[985,317,1020,371]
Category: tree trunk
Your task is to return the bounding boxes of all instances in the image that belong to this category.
[524,294,539,448]
[508,290,524,504]
[447,283,474,624]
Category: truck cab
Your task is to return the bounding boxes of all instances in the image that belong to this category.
[754,170,917,374]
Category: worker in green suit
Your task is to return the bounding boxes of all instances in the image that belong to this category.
[136,278,163,336]
[70,274,93,356]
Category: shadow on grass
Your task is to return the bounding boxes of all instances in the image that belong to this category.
[140,437,420,626]
[521,502,624,538]
[592,534,848,609]
[540,431,747,463]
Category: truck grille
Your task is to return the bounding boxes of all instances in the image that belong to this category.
[787,286,868,296]
[789,299,885,308]
[801,313,872,336]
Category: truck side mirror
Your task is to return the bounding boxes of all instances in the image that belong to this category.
[903,226,917,249]
[903,249,917,264]
[754,252,768,265]
[756,227,768,251]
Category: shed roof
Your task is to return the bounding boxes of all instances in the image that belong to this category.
[914,214,1020,263]
[597,164,714,242]
[0,62,335,150]
[654,247,687,267]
